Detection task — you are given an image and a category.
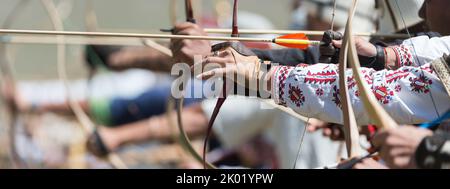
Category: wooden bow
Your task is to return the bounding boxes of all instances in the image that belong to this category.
[40,0,127,169]
[0,0,30,168]
[338,0,362,159]
[346,0,398,130]
[170,0,217,169]
[201,0,239,169]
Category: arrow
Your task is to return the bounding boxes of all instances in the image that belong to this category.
[0,29,321,49]
[201,28,411,38]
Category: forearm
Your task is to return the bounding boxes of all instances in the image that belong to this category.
[107,46,174,72]
[252,47,319,66]
[270,63,450,125]
[385,35,450,70]
[37,100,90,115]
[140,52,173,72]
[113,104,208,146]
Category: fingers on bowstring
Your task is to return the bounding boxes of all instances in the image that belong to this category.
[191,56,227,72]
[332,40,343,48]
[191,50,233,71]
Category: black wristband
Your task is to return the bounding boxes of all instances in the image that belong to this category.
[375,45,386,70]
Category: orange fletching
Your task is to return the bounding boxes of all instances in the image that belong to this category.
[275,33,309,49]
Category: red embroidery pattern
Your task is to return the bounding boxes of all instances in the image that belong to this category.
[392,45,414,67]
[277,66,292,105]
[395,85,402,92]
[386,70,410,84]
[332,85,341,108]
[355,90,360,97]
[364,74,373,85]
[422,65,433,74]
[288,84,305,107]
[296,63,309,68]
[373,85,394,104]
[347,76,357,89]
[409,74,433,94]
[304,70,337,85]
[316,88,324,96]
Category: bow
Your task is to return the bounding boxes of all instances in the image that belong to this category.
[0,0,30,168]
[201,0,239,169]
[346,0,398,131]
[338,0,362,158]
[40,0,127,169]
[171,0,217,169]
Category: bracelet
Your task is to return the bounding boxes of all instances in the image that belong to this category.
[375,45,386,70]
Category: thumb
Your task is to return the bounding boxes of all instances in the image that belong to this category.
[332,40,342,48]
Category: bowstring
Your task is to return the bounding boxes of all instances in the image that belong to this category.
[393,0,441,119]
[292,0,338,169]
[292,117,309,169]
[330,0,337,31]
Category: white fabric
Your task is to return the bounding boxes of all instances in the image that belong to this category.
[18,69,170,105]
[273,63,449,125]
[401,36,450,65]
[272,35,450,125]
[202,96,343,168]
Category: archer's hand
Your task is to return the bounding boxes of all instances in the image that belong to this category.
[170,22,211,65]
[332,36,377,57]
[372,126,432,169]
[307,120,346,141]
[194,45,268,93]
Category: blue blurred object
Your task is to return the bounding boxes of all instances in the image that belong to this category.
[419,109,450,129]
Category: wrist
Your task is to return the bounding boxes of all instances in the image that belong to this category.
[384,47,398,69]
[258,60,273,99]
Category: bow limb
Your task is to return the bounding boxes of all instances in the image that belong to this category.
[40,0,127,169]
[201,0,239,169]
[0,44,25,168]
[0,0,31,168]
[346,0,398,130]
[338,0,362,158]
[166,0,216,169]
[85,0,98,32]
[167,96,216,169]
[185,0,196,23]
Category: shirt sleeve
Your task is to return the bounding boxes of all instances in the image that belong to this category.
[252,47,319,66]
[391,36,450,67]
[271,63,450,125]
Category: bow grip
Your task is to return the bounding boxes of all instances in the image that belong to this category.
[319,30,343,63]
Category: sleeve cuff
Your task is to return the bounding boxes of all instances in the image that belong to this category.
[271,65,293,105]
[391,45,414,67]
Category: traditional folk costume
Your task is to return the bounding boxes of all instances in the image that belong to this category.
[271,35,450,125]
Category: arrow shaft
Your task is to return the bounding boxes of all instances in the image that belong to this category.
[0,29,321,45]
[0,28,269,41]
[203,28,410,38]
